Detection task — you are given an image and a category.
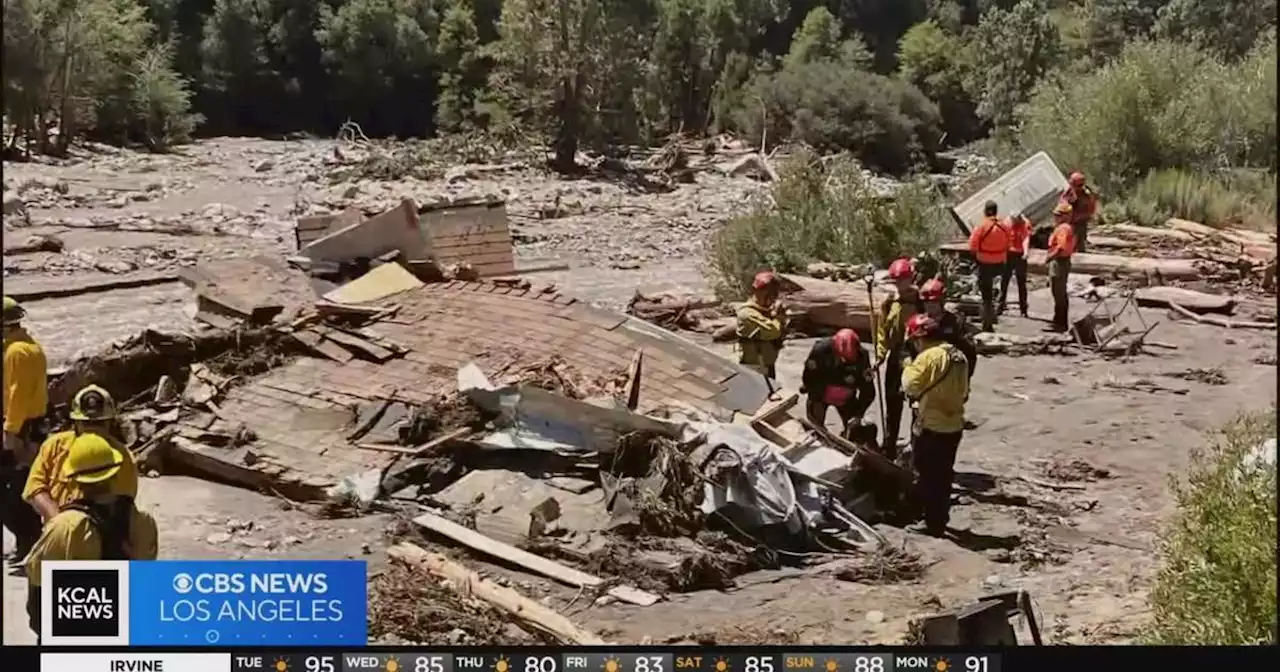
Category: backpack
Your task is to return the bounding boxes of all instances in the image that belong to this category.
[61,498,134,560]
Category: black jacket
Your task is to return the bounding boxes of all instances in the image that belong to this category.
[802,338,876,412]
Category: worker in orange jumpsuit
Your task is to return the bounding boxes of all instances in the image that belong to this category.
[999,212,1032,317]
[966,201,1011,333]
[1059,172,1098,253]
[874,257,921,459]
[1047,203,1078,332]
[735,271,787,382]
[2,296,48,567]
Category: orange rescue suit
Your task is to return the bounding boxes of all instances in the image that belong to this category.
[968,216,1011,265]
[1060,187,1098,227]
[1047,222,1077,260]
[1005,216,1030,254]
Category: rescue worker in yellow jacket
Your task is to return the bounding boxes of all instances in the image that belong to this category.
[24,433,158,641]
[25,385,139,523]
[3,296,49,564]
[874,258,921,459]
[735,271,788,381]
[901,313,971,538]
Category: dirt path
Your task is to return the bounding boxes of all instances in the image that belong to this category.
[3,138,1275,645]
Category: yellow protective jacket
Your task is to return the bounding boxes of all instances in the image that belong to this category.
[901,339,970,434]
[875,294,921,363]
[3,327,48,434]
[25,505,159,587]
[25,431,141,508]
[735,299,785,372]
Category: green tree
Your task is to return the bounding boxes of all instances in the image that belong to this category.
[965,0,1062,130]
[784,7,843,68]
[897,19,978,144]
[199,0,274,129]
[436,0,485,131]
[1155,0,1277,61]
[315,0,439,135]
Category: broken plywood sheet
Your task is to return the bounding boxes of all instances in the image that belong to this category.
[433,469,609,542]
[323,262,425,304]
[952,152,1067,233]
[302,199,429,263]
[182,256,318,325]
[295,207,365,250]
[419,198,516,277]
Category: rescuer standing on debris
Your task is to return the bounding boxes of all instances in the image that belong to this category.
[874,258,921,459]
[1047,202,1078,332]
[1060,172,1098,253]
[24,433,158,640]
[24,385,139,524]
[901,314,970,538]
[967,201,1011,333]
[2,296,49,567]
[999,212,1032,317]
[736,271,788,381]
[917,279,978,379]
[801,329,877,442]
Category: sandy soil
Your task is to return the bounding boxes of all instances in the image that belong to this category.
[3,138,1275,646]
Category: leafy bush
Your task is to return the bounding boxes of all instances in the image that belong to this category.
[1147,410,1277,645]
[1106,168,1277,231]
[129,43,202,151]
[1019,39,1277,194]
[731,59,943,175]
[706,151,954,299]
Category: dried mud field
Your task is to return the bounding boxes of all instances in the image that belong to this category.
[3,138,1276,645]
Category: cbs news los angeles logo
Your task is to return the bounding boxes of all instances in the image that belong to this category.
[41,560,132,646]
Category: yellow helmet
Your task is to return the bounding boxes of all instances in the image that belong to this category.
[62,433,124,484]
[2,296,25,326]
[70,385,118,421]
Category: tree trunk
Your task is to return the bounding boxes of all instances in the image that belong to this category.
[551,73,583,173]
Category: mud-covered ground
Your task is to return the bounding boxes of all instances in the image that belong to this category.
[3,138,1276,645]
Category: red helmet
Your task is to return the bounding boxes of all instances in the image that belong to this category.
[919,278,945,302]
[887,258,914,280]
[752,271,779,290]
[832,329,859,362]
[905,313,939,339]
[1068,172,1086,187]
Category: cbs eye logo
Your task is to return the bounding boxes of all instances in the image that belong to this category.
[172,573,195,593]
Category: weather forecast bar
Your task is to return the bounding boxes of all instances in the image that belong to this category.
[42,652,232,672]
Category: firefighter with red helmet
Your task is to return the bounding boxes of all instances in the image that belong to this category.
[872,257,921,458]
[735,270,788,381]
[1060,171,1099,253]
[902,313,971,537]
[917,278,978,379]
[801,328,877,443]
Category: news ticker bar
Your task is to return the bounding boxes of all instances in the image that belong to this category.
[41,651,1001,672]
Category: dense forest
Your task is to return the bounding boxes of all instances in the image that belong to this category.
[2,0,1276,186]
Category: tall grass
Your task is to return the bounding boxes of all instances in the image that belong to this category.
[1147,410,1277,645]
[705,150,954,299]
[1106,168,1278,231]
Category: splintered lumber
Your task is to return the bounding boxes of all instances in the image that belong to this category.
[937,243,1202,280]
[1167,302,1276,330]
[387,543,608,645]
[1134,287,1236,315]
[777,273,889,338]
[411,511,660,606]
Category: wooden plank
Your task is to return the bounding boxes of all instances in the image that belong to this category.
[624,350,643,411]
[433,250,516,266]
[387,543,609,644]
[432,230,514,248]
[7,272,180,301]
[411,511,660,607]
[290,330,354,363]
[321,329,397,361]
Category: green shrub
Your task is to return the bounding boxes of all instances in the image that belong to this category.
[129,43,202,151]
[1147,410,1277,645]
[706,151,953,299]
[1106,168,1277,231]
[730,60,943,175]
[1019,39,1277,194]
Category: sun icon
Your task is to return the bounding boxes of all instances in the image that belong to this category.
[934,658,950,672]
[495,657,511,672]
[714,659,730,672]
[273,658,289,672]
[604,658,622,672]
[386,657,401,672]
[825,661,839,672]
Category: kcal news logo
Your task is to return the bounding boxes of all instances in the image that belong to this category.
[39,560,368,647]
[42,560,131,646]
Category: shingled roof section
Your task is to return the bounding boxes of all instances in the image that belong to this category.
[175,279,771,500]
